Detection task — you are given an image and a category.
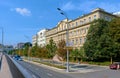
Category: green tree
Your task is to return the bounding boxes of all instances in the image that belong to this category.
[30,43,38,57]
[79,47,86,62]
[84,18,120,62]
[84,19,109,61]
[46,38,57,58]
[108,18,120,63]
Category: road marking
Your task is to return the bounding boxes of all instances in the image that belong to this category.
[32,74,37,78]
[47,73,53,76]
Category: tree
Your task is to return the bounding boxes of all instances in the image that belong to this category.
[46,38,57,58]
[108,18,120,63]
[57,39,67,60]
[84,18,120,62]
[79,47,86,62]
[84,19,109,61]
[30,43,38,57]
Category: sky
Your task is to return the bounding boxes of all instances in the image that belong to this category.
[0,0,120,46]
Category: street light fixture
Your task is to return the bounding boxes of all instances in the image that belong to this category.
[57,8,69,72]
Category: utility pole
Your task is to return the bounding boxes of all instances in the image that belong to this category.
[57,8,70,72]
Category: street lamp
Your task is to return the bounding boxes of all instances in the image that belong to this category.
[0,27,4,53]
[24,35,31,60]
[57,8,69,72]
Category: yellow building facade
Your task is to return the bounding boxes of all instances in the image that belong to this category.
[46,8,117,49]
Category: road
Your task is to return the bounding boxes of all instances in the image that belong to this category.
[16,60,120,78]
[16,60,72,78]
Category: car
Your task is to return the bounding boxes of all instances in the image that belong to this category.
[109,62,120,69]
[13,55,23,61]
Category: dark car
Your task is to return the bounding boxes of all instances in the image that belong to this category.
[109,62,120,69]
[13,55,23,61]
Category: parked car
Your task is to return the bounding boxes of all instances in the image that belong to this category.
[13,55,23,61]
[109,62,120,69]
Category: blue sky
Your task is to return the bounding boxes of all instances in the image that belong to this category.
[0,0,120,45]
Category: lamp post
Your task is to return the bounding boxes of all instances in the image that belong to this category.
[0,27,4,53]
[57,8,69,72]
[24,35,31,60]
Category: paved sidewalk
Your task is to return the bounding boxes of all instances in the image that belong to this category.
[0,55,13,78]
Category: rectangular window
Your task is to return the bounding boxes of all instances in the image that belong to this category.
[72,23,74,27]
[76,22,78,26]
[76,38,78,45]
[94,15,96,19]
[80,38,82,44]
[89,17,91,22]
[84,19,86,23]
[80,20,83,25]
[72,40,74,45]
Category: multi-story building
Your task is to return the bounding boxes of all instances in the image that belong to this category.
[17,43,25,49]
[32,35,37,46]
[32,29,48,47]
[46,8,118,49]
[37,29,48,47]
[4,45,14,53]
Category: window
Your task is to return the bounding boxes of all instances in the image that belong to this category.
[80,38,82,44]
[76,30,79,35]
[76,38,78,45]
[84,19,86,23]
[72,40,74,45]
[80,29,82,35]
[89,17,91,22]
[105,16,111,21]
[94,15,97,19]
[74,31,76,35]
[72,23,74,27]
[76,22,78,26]
[80,20,83,25]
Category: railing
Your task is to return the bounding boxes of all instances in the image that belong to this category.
[0,54,32,78]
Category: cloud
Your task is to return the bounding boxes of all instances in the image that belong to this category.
[61,1,97,12]
[61,1,120,13]
[14,8,31,16]
[61,1,75,11]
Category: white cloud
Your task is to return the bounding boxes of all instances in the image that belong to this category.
[15,8,31,16]
[61,1,75,11]
[61,1,120,13]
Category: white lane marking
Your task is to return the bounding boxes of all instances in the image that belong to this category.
[47,73,53,76]
[32,74,37,78]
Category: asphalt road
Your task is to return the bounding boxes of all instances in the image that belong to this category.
[16,60,72,78]
[16,60,120,78]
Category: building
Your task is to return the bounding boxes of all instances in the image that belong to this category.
[46,8,118,49]
[37,29,48,47]
[17,43,25,49]
[32,35,37,46]
[32,29,48,47]
[4,45,14,53]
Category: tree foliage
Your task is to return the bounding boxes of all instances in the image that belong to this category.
[84,19,120,62]
[46,38,57,58]
[57,39,67,60]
